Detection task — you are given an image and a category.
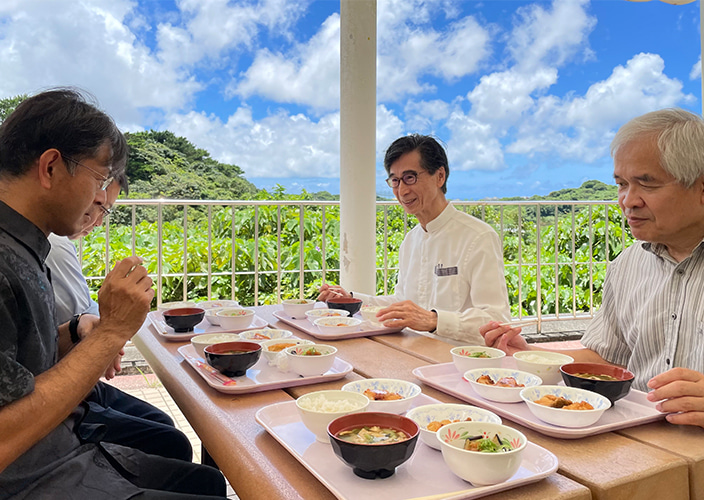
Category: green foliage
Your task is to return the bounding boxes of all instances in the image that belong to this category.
[124,130,258,205]
[82,197,632,318]
[0,94,27,124]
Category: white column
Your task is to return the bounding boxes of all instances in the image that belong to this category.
[339,0,377,294]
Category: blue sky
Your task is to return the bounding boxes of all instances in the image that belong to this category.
[0,0,700,200]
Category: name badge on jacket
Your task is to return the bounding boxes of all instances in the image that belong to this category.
[434,264,458,277]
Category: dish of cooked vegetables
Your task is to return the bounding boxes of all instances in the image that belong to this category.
[336,425,410,445]
[426,418,472,432]
[476,375,525,387]
[265,342,297,352]
[291,347,324,356]
[462,433,515,453]
[363,389,403,401]
[534,394,594,410]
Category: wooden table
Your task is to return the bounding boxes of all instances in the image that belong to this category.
[132,304,704,500]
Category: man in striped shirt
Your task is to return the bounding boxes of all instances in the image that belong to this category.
[481,108,704,429]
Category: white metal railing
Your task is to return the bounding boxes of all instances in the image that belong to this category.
[78,199,628,333]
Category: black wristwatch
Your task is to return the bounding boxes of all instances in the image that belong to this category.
[69,313,84,344]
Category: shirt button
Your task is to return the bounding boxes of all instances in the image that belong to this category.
[671,313,677,320]
[677,269,684,275]
[666,358,671,365]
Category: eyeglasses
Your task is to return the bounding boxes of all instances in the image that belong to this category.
[98,205,113,218]
[385,170,426,188]
[62,154,114,191]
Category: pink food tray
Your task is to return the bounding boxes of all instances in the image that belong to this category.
[177,344,353,394]
[273,308,403,340]
[256,394,558,500]
[148,310,269,342]
[413,361,666,439]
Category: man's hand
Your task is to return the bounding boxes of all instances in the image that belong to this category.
[76,314,100,339]
[375,301,437,332]
[647,368,704,428]
[103,349,124,380]
[97,256,154,341]
[75,314,123,378]
[317,283,351,302]
[479,321,528,354]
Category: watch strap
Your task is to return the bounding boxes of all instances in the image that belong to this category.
[69,313,83,344]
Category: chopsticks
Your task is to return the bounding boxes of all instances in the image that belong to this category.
[148,316,169,335]
[498,319,538,328]
[181,351,237,386]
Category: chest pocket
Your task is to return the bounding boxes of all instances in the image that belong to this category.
[431,268,460,310]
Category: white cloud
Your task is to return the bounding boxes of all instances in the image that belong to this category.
[467,68,558,126]
[690,56,701,80]
[156,0,308,68]
[232,14,341,111]
[404,99,452,132]
[508,0,596,71]
[231,1,491,109]
[445,111,505,171]
[508,53,694,161]
[0,0,201,125]
[377,11,491,101]
[162,103,407,179]
[164,107,340,178]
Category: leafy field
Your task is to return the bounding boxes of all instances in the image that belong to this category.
[81,199,633,317]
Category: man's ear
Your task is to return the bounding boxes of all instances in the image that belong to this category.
[437,166,446,188]
[37,149,62,189]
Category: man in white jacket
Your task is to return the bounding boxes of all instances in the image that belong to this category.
[320,134,510,344]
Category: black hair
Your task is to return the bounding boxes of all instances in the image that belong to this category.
[0,87,127,178]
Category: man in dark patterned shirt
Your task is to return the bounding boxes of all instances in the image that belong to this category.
[0,89,226,499]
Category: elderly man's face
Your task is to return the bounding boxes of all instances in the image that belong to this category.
[70,181,121,240]
[614,137,704,256]
[389,150,446,227]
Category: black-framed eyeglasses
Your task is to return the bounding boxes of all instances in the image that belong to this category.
[62,154,114,191]
[98,205,113,218]
[385,170,426,188]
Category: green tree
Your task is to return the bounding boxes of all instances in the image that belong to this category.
[0,94,27,124]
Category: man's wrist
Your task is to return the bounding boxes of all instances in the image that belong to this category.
[429,309,438,333]
[69,313,84,344]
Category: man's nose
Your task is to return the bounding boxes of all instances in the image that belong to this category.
[620,186,644,209]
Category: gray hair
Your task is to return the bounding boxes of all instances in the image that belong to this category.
[610,108,704,187]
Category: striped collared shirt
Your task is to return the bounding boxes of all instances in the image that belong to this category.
[581,239,704,391]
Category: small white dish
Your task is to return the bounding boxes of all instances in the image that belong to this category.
[406,403,501,450]
[197,300,240,325]
[197,299,240,310]
[437,421,527,486]
[157,300,197,312]
[360,305,384,324]
[341,378,421,415]
[285,344,337,377]
[190,333,242,358]
[216,308,255,330]
[295,390,370,443]
[305,308,350,324]
[281,299,316,319]
[464,368,542,403]
[450,346,505,373]
[260,338,313,364]
[519,385,611,428]
[238,328,293,343]
[513,351,575,385]
[313,316,362,335]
